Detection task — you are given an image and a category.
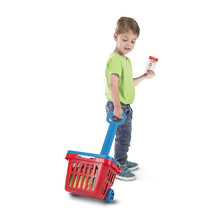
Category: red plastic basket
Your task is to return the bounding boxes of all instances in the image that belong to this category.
[65,152,121,202]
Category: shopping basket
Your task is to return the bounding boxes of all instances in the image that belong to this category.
[65,112,126,203]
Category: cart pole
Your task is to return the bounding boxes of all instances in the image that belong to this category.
[100,112,126,156]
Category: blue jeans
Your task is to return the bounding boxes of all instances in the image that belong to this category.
[105,101,133,165]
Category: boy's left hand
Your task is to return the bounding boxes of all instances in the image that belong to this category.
[144,69,155,79]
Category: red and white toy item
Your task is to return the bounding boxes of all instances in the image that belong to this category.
[145,56,159,72]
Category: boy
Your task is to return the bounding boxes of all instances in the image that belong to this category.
[105,17,155,181]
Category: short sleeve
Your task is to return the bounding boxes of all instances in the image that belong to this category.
[108,57,122,78]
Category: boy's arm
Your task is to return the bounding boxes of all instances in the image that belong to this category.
[109,74,123,119]
[133,70,155,86]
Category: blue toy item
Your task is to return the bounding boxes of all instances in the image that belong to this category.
[65,112,126,203]
[100,112,126,156]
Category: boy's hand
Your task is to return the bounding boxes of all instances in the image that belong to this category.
[133,70,155,86]
[113,107,124,119]
[144,69,155,79]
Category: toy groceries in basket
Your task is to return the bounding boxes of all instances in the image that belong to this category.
[65,112,126,203]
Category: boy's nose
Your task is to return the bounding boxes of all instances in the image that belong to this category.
[127,42,132,48]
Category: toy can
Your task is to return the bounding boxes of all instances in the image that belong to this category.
[145,56,159,72]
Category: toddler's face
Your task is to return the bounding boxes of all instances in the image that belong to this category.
[114,31,137,56]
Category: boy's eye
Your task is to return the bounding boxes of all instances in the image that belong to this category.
[123,39,128,42]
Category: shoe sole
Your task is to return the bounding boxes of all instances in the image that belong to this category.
[116,175,136,181]
[127,165,139,171]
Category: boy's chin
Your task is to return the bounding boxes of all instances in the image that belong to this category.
[123,49,132,54]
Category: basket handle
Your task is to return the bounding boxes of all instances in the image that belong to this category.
[106,112,126,125]
[100,112,126,156]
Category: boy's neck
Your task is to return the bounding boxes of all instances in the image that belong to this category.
[114,48,127,59]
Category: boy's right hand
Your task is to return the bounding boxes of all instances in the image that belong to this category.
[113,107,124,119]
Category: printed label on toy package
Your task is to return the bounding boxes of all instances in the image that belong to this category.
[145,56,159,72]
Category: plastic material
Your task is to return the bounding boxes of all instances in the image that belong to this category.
[100,112,126,156]
[65,152,120,201]
[67,150,121,168]
[105,188,114,203]
[65,112,126,203]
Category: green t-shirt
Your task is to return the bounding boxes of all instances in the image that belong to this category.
[105,52,135,104]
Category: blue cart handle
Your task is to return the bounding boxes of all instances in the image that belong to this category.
[106,112,126,125]
[100,112,126,156]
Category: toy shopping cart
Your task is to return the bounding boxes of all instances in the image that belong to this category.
[65,112,126,203]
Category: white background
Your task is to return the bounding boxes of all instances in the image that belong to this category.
[1,0,220,219]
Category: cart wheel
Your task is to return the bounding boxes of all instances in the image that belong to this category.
[105,188,114,203]
[70,193,75,196]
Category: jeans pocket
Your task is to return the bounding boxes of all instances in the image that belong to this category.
[105,101,114,113]
[122,105,132,115]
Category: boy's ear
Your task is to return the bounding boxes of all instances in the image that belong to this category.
[114,33,118,41]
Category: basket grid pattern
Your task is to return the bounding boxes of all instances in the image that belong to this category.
[68,161,99,191]
[66,158,117,197]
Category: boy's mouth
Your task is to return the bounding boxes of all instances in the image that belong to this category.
[124,47,131,51]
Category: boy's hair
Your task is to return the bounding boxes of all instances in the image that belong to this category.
[115,17,140,37]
